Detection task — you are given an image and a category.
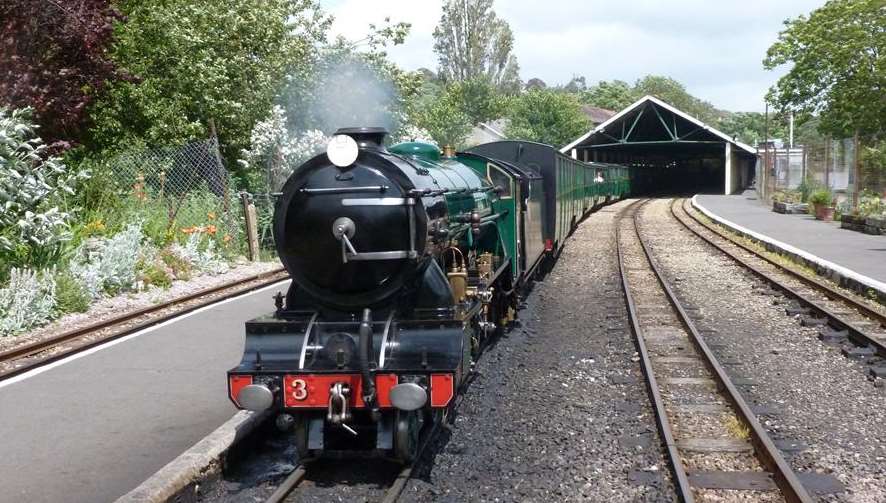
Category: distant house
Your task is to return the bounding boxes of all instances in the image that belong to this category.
[581,105,616,127]
[465,119,508,147]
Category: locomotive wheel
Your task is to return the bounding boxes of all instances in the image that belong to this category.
[394,410,420,463]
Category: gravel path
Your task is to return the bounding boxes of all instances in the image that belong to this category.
[401,199,675,502]
[641,198,886,503]
[0,259,281,353]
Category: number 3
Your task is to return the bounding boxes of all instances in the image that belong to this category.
[291,379,308,400]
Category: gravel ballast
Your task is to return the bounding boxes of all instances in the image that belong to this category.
[641,198,886,502]
[401,199,675,502]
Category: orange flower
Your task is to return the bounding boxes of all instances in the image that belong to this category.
[181,226,196,235]
[222,233,232,243]
[206,224,217,235]
[207,212,216,221]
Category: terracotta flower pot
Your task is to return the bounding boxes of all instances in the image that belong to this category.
[814,204,835,221]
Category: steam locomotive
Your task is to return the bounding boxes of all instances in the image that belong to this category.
[227,127,631,462]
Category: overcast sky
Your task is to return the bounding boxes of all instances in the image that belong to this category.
[321,0,825,112]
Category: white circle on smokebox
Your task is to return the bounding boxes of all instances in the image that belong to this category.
[327,135,359,168]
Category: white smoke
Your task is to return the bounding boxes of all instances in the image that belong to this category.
[308,58,401,133]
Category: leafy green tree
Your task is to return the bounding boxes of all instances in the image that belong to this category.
[87,0,328,177]
[525,78,548,91]
[415,94,473,148]
[505,90,591,147]
[764,0,885,137]
[634,75,721,123]
[445,78,505,125]
[562,75,587,93]
[716,112,780,146]
[581,80,637,111]
[433,0,520,93]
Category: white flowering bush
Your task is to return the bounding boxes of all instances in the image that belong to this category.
[239,106,329,190]
[0,107,90,270]
[390,122,437,146]
[69,223,145,298]
[169,233,229,276]
[0,268,56,336]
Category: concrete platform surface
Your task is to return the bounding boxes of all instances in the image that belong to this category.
[0,280,289,503]
[696,192,886,289]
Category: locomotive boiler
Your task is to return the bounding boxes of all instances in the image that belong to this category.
[227,127,514,462]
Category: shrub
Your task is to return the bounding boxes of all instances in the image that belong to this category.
[0,108,90,277]
[797,177,823,203]
[808,189,834,206]
[170,233,229,276]
[139,262,173,289]
[858,189,885,217]
[160,248,192,281]
[0,268,56,336]
[55,271,91,314]
[69,223,145,298]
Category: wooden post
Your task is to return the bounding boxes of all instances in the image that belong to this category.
[241,193,260,261]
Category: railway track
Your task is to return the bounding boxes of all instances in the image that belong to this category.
[617,199,813,502]
[261,461,412,503]
[0,268,289,381]
[257,415,443,503]
[672,198,886,370]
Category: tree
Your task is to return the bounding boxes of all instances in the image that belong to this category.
[505,90,590,147]
[582,80,637,111]
[87,0,328,177]
[525,78,548,91]
[445,79,505,125]
[0,0,122,147]
[764,0,885,137]
[634,75,721,123]
[716,112,774,146]
[414,90,473,147]
[563,75,587,93]
[433,0,520,93]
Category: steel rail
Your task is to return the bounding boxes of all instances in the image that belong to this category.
[672,198,886,357]
[615,198,694,502]
[0,267,289,380]
[620,198,813,503]
[264,465,307,503]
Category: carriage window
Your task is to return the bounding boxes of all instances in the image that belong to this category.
[487,164,512,198]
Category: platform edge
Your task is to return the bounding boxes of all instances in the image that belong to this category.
[691,194,886,301]
[114,410,269,503]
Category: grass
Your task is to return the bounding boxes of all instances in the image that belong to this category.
[724,414,750,440]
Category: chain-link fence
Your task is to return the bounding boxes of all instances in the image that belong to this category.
[246,192,279,257]
[756,136,886,208]
[107,137,245,253]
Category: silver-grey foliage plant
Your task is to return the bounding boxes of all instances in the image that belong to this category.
[0,268,56,336]
[0,108,89,255]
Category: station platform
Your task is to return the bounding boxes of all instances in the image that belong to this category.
[694,192,886,297]
[0,280,289,503]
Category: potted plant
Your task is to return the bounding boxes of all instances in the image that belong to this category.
[809,188,835,221]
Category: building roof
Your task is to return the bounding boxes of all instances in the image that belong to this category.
[562,95,756,155]
[581,105,616,125]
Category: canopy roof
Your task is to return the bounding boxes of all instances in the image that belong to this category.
[561,95,756,156]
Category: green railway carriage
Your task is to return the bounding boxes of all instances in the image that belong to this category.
[466,140,632,256]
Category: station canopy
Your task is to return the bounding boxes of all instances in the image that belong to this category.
[562,96,758,194]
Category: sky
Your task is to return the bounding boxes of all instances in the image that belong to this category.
[320,0,825,113]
